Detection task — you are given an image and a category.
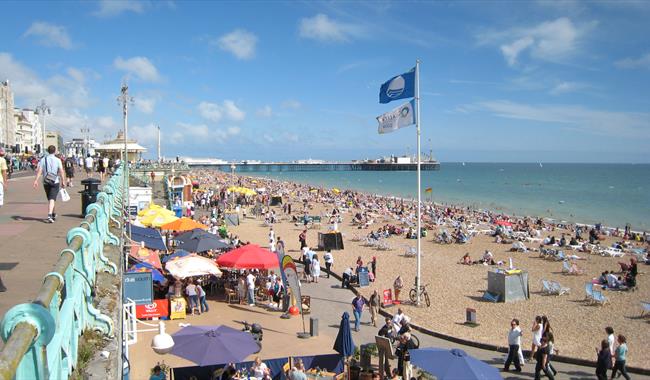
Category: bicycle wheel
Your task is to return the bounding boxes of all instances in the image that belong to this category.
[409,289,417,303]
[424,292,431,307]
[411,334,420,349]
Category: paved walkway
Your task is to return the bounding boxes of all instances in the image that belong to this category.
[0,174,99,325]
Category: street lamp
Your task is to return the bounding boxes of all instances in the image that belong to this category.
[35,100,50,155]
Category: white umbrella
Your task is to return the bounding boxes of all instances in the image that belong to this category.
[165,254,222,279]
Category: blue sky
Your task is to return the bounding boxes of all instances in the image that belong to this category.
[1,0,649,162]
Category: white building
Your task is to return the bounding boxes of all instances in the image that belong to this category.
[13,108,42,154]
[0,80,17,150]
[65,138,99,158]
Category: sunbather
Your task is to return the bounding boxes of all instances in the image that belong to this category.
[459,252,473,265]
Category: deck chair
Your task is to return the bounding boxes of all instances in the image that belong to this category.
[584,282,595,302]
[550,280,570,295]
[592,290,608,305]
[562,261,571,273]
[404,246,417,257]
[225,288,240,304]
[641,302,650,317]
[541,279,553,295]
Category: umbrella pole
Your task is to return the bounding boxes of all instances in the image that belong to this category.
[297,310,310,339]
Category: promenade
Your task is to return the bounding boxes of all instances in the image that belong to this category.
[0,172,92,329]
[129,267,648,380]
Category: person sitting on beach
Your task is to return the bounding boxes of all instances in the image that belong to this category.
[459,252,473,265]
[477,250,496,265]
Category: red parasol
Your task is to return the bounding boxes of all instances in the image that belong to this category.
[495,220,512,227]
[216,244,279,269]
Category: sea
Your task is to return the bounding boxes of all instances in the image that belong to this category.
[243,163,650,231]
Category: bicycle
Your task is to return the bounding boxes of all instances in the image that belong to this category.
[409,283,431,307]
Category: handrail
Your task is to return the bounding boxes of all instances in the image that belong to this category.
[0,167,125,380]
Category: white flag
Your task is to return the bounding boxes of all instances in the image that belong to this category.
[377,100,415,134]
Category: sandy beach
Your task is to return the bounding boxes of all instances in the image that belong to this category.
[191,170,649,369]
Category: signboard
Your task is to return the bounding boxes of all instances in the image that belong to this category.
[382,289,393,307]
[170,297,187,320]
[358,271,369,287]
[136,299,169,319]
[129,186,152,215]
[123,272,153,305]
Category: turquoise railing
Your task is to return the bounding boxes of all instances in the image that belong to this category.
[0,167,125,380]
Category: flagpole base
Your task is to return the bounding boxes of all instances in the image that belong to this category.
[297,332,311,339]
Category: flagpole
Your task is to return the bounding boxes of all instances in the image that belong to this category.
[415,59,422,305]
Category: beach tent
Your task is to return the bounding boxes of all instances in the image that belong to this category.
[216,244,279,269]
[128,224,167,251]
[160,217,208,231]
[165,254,222,279]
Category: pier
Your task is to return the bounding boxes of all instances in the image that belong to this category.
[188,161,440,172]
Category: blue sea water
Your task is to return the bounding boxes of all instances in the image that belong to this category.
[244,163,650,231]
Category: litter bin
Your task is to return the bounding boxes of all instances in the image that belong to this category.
[173,206,182,218]
[80,178,101,217]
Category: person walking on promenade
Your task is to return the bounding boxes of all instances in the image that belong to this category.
[97,155,106,181]
[611,334,630,380]
[605,326,616,357]
[369,290,380,327]
[310,254,321,283]
[351,293,367,332]
[298,229,307,250]
[503,318,523,372]
[377,317,395,378]
[84,154,93,178]
[64,155,75,187]
[596,339,612,380]
[324,250,333,278]
[530,315,543,361]
[534,336,555,380]
[197,283,209,313]
[33,145,66,223]
[246,270,256,306]
[393,275,403,303]
[0,147,8,208]
[185,280,199,315]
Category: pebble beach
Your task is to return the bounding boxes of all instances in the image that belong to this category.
[192,170,649,369]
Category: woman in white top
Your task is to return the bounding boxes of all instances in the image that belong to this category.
[310,254,321,283]
[530,315,543,360]
[251,356,270,379]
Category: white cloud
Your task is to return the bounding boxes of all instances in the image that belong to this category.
[134,95,156,114]
[198,100,245,123]
[281,99,302,109]
[216,29,257,60]
[24,22,73,50]
[299,14,362,42]
[549,81,584,95]
[129,123,159,146]
[93,0,146,17]
[170,122,239,144]
[615,52,650,70]
[256,105,273,118]
[478,18,597,66]
[113,56,160,82]
[472,100,650,138]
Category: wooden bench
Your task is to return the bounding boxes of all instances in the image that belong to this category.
[225,288,240,304]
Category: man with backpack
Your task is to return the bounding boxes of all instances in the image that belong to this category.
[64,155,75,187]
[33,145,66,223]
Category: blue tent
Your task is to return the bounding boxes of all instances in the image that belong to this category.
[410,348,503,380]
[128,224,167,251]
[333,312,355,357]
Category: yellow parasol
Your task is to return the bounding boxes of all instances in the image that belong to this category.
[332,188,340,194]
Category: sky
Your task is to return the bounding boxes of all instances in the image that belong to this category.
[0,0,649,163]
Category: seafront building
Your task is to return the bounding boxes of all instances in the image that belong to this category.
[13,107,42,154]
[0,80,17,150]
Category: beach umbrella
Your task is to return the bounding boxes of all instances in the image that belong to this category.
[409,348,502,380]
[129,246,163,269]
[216,244,279,269]
[165,254,222,279]
[177,232,231,253]
[161,249,191,263]
[160,217,208,231]
[332,188,340,194]
[128,262,166,283]
[333,312,355,356]
[171,325,259,366]
[138,204,174,217]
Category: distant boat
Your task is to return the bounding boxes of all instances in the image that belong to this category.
[539,162,543,168]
